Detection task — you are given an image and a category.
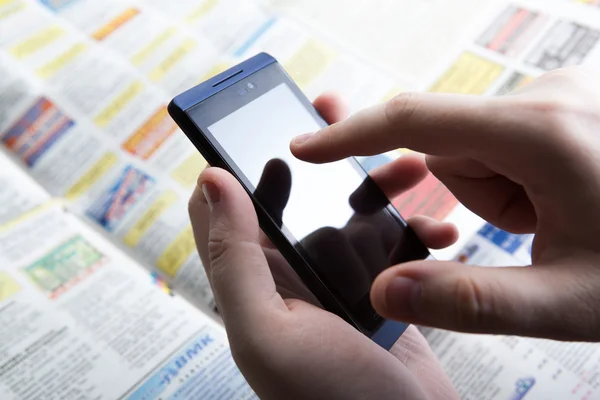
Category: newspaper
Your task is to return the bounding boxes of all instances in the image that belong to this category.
[1,0,600,398]
[0,203,255,399]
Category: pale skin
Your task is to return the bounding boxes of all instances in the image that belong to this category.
[189,66,600,398]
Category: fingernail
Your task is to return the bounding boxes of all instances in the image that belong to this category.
[385,277,421,317]
[201,181,220,212]
[292,133,314,146]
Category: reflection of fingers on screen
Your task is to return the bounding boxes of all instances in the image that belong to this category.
[343,221,389,281]
[349,177,390,215]
[348,210,404,256]
[255,158,292,226]
[302,227,370,305]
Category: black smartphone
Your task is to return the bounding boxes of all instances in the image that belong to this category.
[168,53,431,350]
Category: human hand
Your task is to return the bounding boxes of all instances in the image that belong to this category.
[291,66,600,342]
[188,94,459,400]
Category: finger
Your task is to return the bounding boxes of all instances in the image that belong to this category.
[427,156,537,234]
[349,155,429,214]
[406,215,458,249]
[370,260,598,340]
[189,167,285,323]
[313,92,349,124]
[189,180,211,269]
[368,155,429,199]
[254,158,292,228]
[291,93,522,163]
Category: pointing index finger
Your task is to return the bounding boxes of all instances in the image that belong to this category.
[291,92,515,163]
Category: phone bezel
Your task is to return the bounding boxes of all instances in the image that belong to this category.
[169,52,422,349]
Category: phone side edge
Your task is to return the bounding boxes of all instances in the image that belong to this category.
[371,320,410,350]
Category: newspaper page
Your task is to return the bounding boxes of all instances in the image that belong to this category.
[3,0,600,398]
[0,202,256,399]
[0,0,250,309]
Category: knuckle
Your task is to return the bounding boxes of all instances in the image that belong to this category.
[320,123,341,149]
[384,93,423,148]
[385,92,421,127]
[207,220,232,267]
[206,222,265,287]
[453,275,487,331]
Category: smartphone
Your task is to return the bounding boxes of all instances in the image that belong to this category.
[168,53,431,350]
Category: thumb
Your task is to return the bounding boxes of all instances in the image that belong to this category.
[189,167,283,323]
[370,261,597,341]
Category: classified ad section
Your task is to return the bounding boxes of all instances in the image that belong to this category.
[0,204,255,399]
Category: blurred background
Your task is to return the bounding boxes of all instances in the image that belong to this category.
[1,1,600,399]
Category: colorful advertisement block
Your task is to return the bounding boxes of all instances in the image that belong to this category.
[148,39,196,82]
[91,8,139,41]
[94,81,144,128]
[36,42,87,79]
[478,223,528,254]
[392,173,458,221]
[23,235,106,298]
[526,21,600,70]
[171,152,207,188]
[0,272,21,302]
[122,107,177,160]
[3,98,74,166]
[123,190,178,248]
[430,52,504,95]
[1,0,26,20]
[127,329,256,400]
[185,0,218,23]
[9,25,65,59]
[131,27,176,67]
[86,166,155,232]
[477,6,544,57]
[65,152,118,200]
[156,225,195,278]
